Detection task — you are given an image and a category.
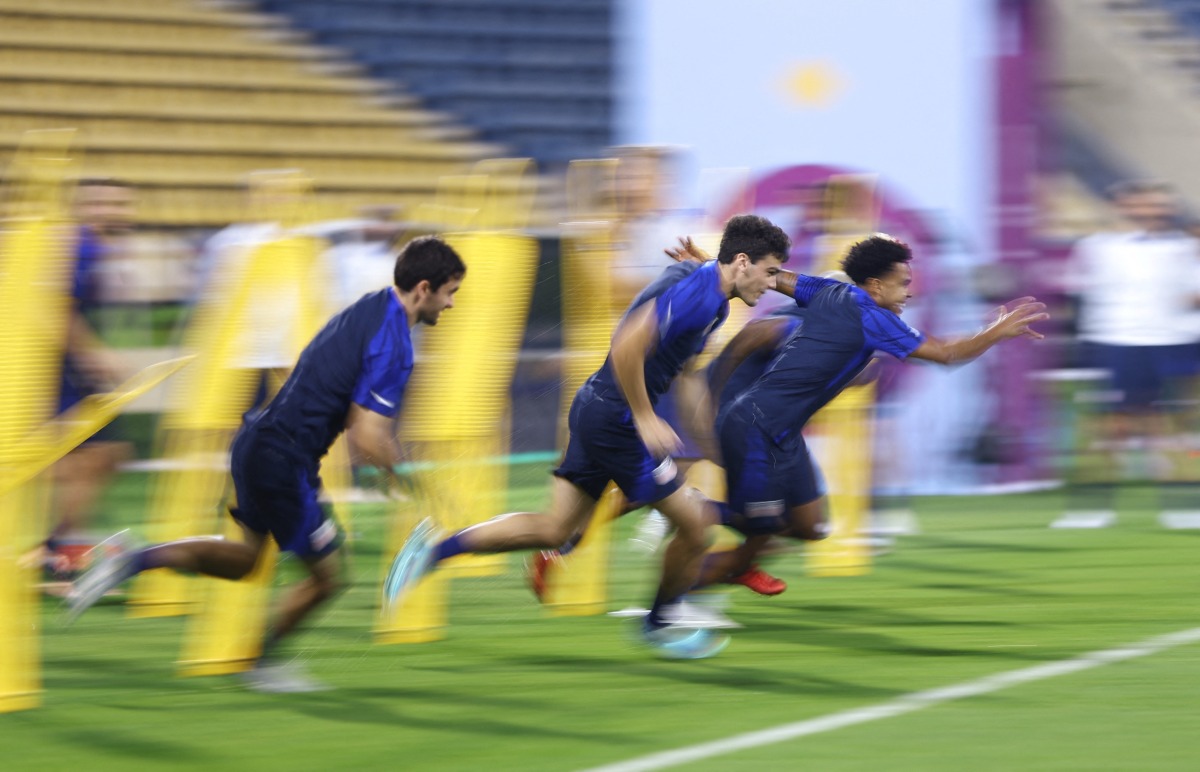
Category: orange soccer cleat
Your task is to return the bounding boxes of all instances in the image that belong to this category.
[726,564,787,596]
[525,550,561,602]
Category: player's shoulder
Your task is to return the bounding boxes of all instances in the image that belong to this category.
[344,287,395,315]
[658,260,704,289]
[632,260,706,307]
[324,287,399,338]
[669,260,718,296]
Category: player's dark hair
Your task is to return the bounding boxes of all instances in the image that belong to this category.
[393,236,466,292]
[841,234,912,285]
[717,214,791,264]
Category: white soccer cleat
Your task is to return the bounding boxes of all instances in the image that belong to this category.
[241,661,330,694]
[629,509,670,553]
[662,597,742,629]
[64,546,133,624]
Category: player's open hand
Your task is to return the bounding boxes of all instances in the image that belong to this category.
[664,236,713,264]
[634,412,683,461]
[992,297,1049,340]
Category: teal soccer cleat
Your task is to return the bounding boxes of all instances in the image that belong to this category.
[382,518,439,613]
[641,624,730,660]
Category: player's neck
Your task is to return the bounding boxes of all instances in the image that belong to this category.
[393,286,420,328]
[859,283,888,308]
[716,260,739,299]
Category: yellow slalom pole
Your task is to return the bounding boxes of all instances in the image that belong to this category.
[805,176,879,576]
[376,507,450,644]
[377,162,539,643]
[544,483,619,615]
[805,384,874,576]
[177,524,278,676]
[1,356,195,498]
[0,129,76,712]
[173,213,332,673]
[541,159,620,614]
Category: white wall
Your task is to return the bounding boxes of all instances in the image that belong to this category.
[617,0,995,255]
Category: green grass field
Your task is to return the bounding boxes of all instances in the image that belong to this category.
[4,470,1198,771]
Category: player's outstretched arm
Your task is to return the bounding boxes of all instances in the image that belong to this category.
[908,297,1048,365]
[611,300,682,460]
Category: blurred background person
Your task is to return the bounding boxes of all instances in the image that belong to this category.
[312,204,411,310]
[32,178,138,581]
[608,145,702,313]
[196,170,338,410]
[1056,180,1200,527]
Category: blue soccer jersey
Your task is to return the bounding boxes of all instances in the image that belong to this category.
[60,226,108,413]
[733,275,924,449]
[553,260,730,505]
[708,304,806,406]
[586,260,729,405]
[250,287,413,465]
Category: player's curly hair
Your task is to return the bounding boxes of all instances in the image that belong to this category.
[717,214,791,264]
[841,234,912,285]
[394,236,466,291]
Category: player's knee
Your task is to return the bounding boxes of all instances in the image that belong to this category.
[789,519,828,541]
[671,517,708,551]
[311,571,344,603]
[543,519,578,548]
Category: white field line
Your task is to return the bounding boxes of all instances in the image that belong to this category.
[580,627,1200,772]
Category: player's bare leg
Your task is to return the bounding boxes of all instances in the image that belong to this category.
[66,528,267,622]
[699,534,770,586]
[653,486,716,601]
[784,497,829,542]
[453,477,597,552]
[264,549,345,650]
[385,477,597,610]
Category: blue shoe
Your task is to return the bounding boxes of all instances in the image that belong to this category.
[382,518,439,613]
[641,624,730,660]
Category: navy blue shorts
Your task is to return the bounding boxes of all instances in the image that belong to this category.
[1088,342,1197,408]
[717,403,823,537]
[228,430,342,560]
[553,385,683,507]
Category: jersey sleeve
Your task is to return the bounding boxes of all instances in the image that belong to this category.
[861,305,925,359]
[653,267,726,345]
[350,323,413,418]
[791,274,838,306]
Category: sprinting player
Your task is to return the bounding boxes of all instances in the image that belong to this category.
[697,235,1047,586]
[67,236,466,692]
[385,214,790,659]
[597,303,811,599]
[699,302,809,596]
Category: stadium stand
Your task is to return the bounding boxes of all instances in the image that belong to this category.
[1049,0,1200,212]
[0,0,513,227]
[255,0,614,167]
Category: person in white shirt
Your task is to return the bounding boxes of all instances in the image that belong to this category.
[1066,180,1200,483]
